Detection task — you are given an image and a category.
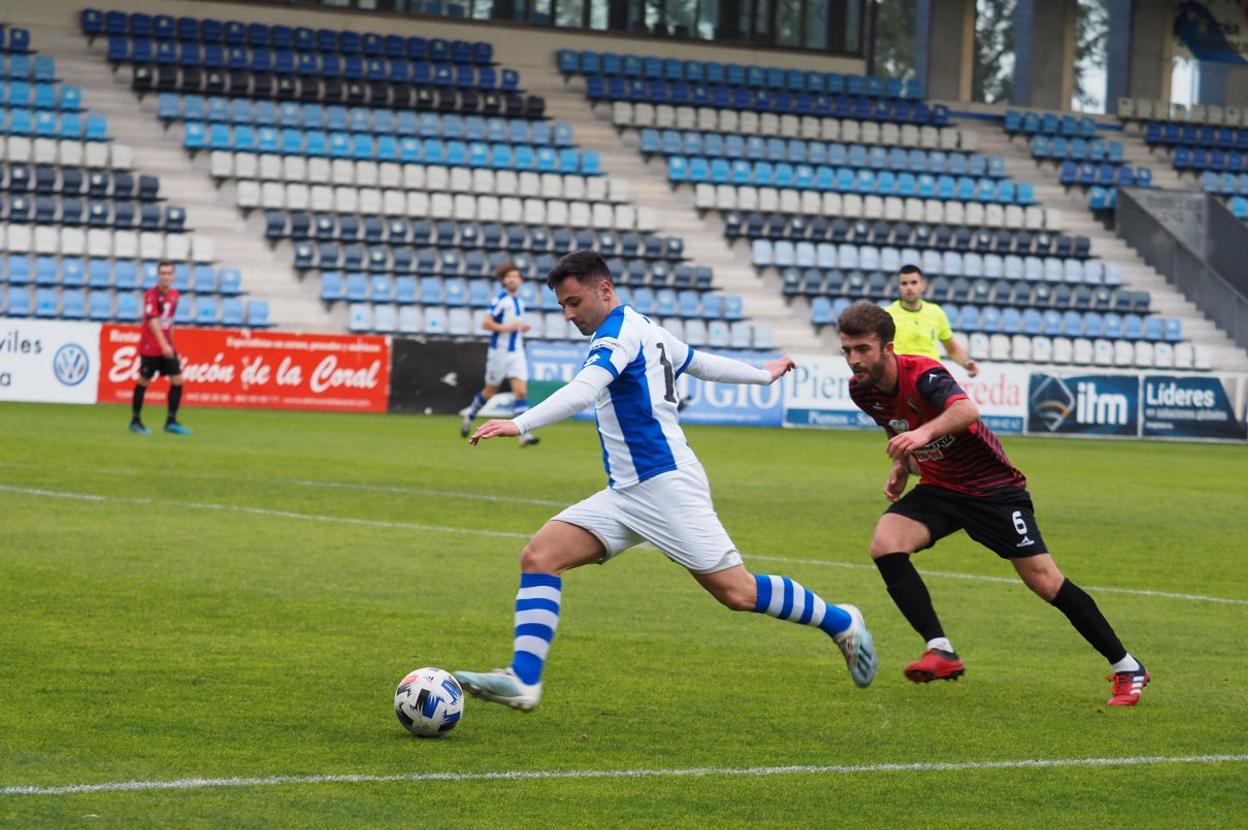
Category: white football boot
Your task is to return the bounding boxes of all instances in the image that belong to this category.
[832,604,877,688]
[453,668,542,711]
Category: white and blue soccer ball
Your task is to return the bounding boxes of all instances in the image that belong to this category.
[394,667,464,737]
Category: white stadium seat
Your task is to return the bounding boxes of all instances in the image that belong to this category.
[356,161,379,188]
[258,154,282,181]
[306,157,331,184]
[382,189,406,215]
[542,199,565,226]
[140,231,166,261]
[236,179,260,209]
[331,159,355,186]
[287,183,310,211]
[59,139,84,167]
[261,181,285,210]
[476,195,500,222]
[402,189,430,218]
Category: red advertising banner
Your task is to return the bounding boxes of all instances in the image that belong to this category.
[98,325,390,412]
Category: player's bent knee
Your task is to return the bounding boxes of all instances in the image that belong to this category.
[1024,572,1063,601]
[519,543,558,574]
[695,566,756,611]
[869,536,903,558]
[727,590,756,612]
[712,584,755,612]
[1013,554,1064,601]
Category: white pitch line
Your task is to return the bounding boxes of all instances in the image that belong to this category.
[0,484,528,541]
[0,461,566,508]
[3,753,1246,797]
[747,554,1248,607]
[2,483,1246,607]
[283,478,567,507]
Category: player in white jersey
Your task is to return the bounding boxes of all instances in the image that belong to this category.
[454,251,876,711]
[460,261,539,447]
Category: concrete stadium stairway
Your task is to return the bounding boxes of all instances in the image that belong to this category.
[520,67,826,355]
[27,23,335,331]
[957,117,1248,371]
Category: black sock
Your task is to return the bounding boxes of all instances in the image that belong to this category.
[1049,579,1127,664]
[167,384,182,423]
[875,552,947,644]
[132,385,146,420]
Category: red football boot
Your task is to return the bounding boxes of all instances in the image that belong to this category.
[904,649,965,683]
[1106,665,1150,706]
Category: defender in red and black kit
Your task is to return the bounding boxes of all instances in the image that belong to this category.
[130,260,191,436]
[838,302,1148,706]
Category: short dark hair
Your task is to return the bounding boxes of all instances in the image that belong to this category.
[157,259,175,272]
[494,260,520,281]
[546,249,612,290]
[837,301,895,344]
[898,264,924,279]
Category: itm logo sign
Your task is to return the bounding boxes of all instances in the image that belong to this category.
[1028,374,1138,435]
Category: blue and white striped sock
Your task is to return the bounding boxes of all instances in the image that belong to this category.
[513,397,528,416]
[466,392,486,418]
[510,572,561,686]
[753,574,851,636]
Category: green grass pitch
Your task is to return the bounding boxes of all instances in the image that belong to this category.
[0,402,1245,828]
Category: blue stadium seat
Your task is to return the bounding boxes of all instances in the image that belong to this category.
[246,300,271,327]
[196,296,219,325]
[217,298,242,327]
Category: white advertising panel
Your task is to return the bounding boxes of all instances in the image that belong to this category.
[782,354,1028,434]
[0,319,100,404]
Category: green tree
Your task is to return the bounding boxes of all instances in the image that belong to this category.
[871,0,918,81]
[973,0,1014,104]
[1073,0,1110,111]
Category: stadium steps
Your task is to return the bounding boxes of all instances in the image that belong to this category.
[959,117,1248,371]
[524,69,825,354]
[1108,127,1188,191]
[26,22,336,331]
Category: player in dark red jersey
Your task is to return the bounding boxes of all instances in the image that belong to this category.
[838,302,1148,706]
[130,260,191,436]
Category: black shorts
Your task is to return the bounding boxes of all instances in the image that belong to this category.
[886,484,1048,560]
[139,354,182,379]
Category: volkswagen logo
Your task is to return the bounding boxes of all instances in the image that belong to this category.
[53,343,90,387]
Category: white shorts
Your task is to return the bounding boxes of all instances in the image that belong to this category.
[552,463,743,574]
[484,348,528,386]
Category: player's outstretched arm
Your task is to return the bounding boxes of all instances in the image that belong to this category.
[885,398,980,460]
[469,364,614,446]
[686,352,796,385]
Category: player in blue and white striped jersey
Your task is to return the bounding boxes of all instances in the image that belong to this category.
[460,260,539,447]
[454,251,876,711]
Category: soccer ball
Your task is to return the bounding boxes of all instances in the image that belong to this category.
[394,667,464,737]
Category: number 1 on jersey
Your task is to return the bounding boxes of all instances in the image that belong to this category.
[655,342,678,404]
